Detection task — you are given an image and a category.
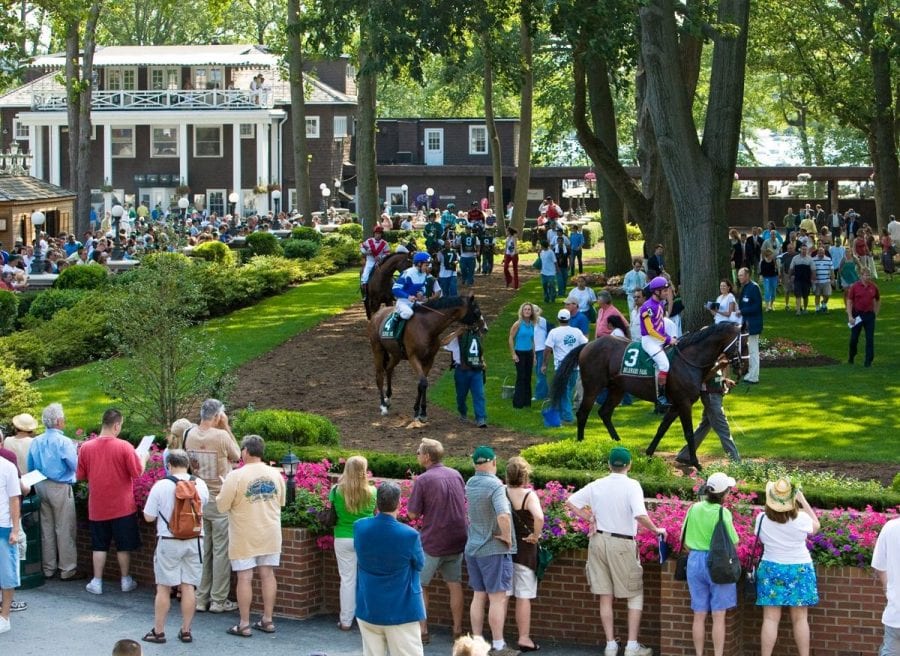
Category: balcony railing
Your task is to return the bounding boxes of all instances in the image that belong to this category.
[32,89,274,111]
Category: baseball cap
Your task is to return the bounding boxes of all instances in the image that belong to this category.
[564,295,579,306]
[472,446,495,464]
[705,472,737,494]
[608,446,632,467]
[557,309,571,321]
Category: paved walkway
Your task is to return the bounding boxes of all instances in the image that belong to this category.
[2,578,599,655]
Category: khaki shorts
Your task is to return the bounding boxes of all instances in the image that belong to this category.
[421,552,463,585]
[814,282,832,296]
[154,538,202,588]
[508,562,538,600]
[230,553,280,572]
[585,532,644,600]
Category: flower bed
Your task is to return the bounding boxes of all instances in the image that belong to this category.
[759,336,838,368]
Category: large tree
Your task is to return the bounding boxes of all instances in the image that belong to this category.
[285,0,313,222]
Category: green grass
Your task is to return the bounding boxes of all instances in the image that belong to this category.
[33,270,362,432]
[433,254,900,465]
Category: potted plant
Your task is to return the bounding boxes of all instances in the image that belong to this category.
[267,182,281,192]
[175,179,191,195]
[254,181,269,194]
[100,179,114,193]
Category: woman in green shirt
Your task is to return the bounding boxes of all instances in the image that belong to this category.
[680,472,739,656]
[331,455,376,631]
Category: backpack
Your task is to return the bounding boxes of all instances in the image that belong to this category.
[160,475,203,540]
[707,506,742,584]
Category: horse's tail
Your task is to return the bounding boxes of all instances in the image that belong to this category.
[549,343,586,407]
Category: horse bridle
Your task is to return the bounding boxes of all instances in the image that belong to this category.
[675,329,749,372]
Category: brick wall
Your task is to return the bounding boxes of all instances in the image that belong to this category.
[75,524,885,655]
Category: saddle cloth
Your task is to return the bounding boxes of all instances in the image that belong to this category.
[380,312,401,339]
[620,341,670,377]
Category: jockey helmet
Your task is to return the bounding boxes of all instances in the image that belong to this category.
[413,252,430,265]
[373,225,383,233]
[648,276,670,291]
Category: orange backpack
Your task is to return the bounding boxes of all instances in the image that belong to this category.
[161,475,203,540]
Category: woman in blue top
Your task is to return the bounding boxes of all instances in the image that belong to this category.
[680,472,739,656]
[508,303,538,408]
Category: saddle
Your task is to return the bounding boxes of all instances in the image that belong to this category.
[620,341,671,377]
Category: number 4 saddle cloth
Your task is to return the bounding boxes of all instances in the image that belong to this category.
[620,341,672,377]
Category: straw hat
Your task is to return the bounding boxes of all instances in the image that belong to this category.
[11,413,38,433]
[765,478,797,513]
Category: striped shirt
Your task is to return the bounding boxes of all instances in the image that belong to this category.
[812,256,833,283]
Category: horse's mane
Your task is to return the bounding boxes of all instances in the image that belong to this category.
[421,295,466,311]
[676,321,737,349]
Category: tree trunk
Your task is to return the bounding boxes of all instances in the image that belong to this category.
[287,0,312,223]
[483,49,506,233]
[510,15,533,234]
[869,41,900,228]
[586,56,630,275]
[355,28,379,235]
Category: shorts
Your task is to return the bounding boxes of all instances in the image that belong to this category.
[756,560,818,607]
[0,527,21,589]
[465,553,512,594]
[782,277,794,295]
[507,563,538,599]
[230,553,280,572]
[585,532,644,600]
[686,550,737,612]
[154,538,202,587]
[421,552,463,586]
[90,514,142,552]
[814,282,832,296]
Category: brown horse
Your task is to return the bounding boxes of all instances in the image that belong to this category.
[369,294,485,422]
[550,321,747,468]
[364,251,413,319]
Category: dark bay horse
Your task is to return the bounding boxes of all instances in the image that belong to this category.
[364,251,413,319]
[550,322,747,468]
[369,294,485,422]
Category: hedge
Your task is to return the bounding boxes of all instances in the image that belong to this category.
[291,226,323,242]
[26,289,87,322]
[231,409,339,447]
[191,240,236,265]
[246,231,283,256]
[338,223,363,240]
[53,264,108,290]
[0,290,18,336]
[283,239,322,260]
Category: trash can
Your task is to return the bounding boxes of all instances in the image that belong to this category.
[18,494,44,589]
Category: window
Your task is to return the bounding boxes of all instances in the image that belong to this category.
[239,124,255,139]
[150,67,181,90]
[288,188,297,213]
[334,115,348,139]
[151,126,179,157]
[194,126,222,157]
[193,67,224,90]
[106,68,137,90]
[469,125,488,155]
[306,116,320,138]
[12,118,29,140]
[207,189,225,216]
[111,127,135,158]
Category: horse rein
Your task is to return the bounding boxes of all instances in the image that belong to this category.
[675,330,749,371]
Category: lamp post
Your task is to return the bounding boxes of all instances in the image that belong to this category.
[110,204,125,258]
[271,189,282,216]
[30,210,45,274]
[228,191,240,217]
[425,186,434,211]
[400,183,409,211]
[178,196,189,224]
[280,452,300,505]
[321,187,331,217]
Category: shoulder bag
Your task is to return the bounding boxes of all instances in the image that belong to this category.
[674,511,690,581]
[315,485,338,531]
[707,506,742,584]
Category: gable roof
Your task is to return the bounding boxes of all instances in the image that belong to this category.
[0,176,77,202]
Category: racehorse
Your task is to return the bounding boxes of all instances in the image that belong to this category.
[369,294,485,423]
[364,251,413,319]
[550,321,747,468]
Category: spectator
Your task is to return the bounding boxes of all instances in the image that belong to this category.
[629,289,644,340]
[505,456,544,652]
[789,244,814,315]
[888,214,900,248]
[778,242,797,311]
[27,403,79,581]
[647,244,665,277]
[564,295,589,337]
[503,228,519,290]
[354,482,426,656]
[466,446,516,656]
[443,324,488,428]
[757,479,820,656]
[77,409,147,595]
[676,357,741,464]
[0,448,21,634]
[871,510,900,656]
[407,439,467,643]
[565,447,666,656]
[811,245,834,313]
[184,399,241,614]
[569,275,598,324]
[880,228,895,281]
[737,267,762,384]
[542,309,588,423]
[595,291,626,339]
[623,259,648,316]
[141,450,210,644]
[532,305,551,402]
[846,268,880,367]
[553,236,570,299]
[569,224,585,275]
[332,455,377,631]
[853,229,875,279]
[829,237,846,291]
[839,248,860,292]
[680,473,739,656]
[708,279,740,324]
[759,251,779,312]
[508,303,538,409]
[218,435,286,638]
[2,414,37,475]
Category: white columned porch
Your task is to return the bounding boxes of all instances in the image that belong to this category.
[48,124,61,186]
[103,124,113,215]
[255,121,270,215]
[29,125,42,178]
[232,123,242,216]
[178,124,188,189]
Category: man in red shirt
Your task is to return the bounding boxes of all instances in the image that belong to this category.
[846,267,880,367]
[76,409,147,595]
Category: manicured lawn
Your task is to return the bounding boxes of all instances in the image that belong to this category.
[433,257,900,464]
[33,270,362,432]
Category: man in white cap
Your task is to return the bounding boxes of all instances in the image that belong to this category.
[542,309,588,422]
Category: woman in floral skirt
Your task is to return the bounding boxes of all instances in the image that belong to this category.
[756,478,820,656]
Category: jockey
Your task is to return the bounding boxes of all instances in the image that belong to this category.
[640,276,679,408]
[392,251,431,319]
[360,226,391,300]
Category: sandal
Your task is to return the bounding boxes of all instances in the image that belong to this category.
[142,629,167,644]
[226,624,252,638]
[253,619,276,633]
[178,629,193,643]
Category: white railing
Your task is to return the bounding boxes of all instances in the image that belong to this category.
[32,89,274,111]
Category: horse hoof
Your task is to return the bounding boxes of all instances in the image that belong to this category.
[415,415,428,423]
[380,406,389,416]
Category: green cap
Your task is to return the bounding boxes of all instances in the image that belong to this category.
[472,446,496,464]
[608,446,632,467]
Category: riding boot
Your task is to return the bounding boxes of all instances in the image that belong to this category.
[656,383,672,410]
[360,283,368,302]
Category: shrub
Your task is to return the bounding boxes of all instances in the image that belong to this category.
[241,256,302,295]
[521,438,672,478]
[53,264,108,290]
[0,362,41,428]
[191,240,235,265]
[0,290,18,336]
[283,239,322,260]
[35,297,114,368]
[581,221,603,248]
[382,229,416,244]
[14,291,40,320]
[0,330,50,377]
[231,409,340,447]
[893,472,900,493]
[338,223,363,240]
[246,231,283,257]
[27,289,87,322]
[626,222,643,241]
[291,226,323,242]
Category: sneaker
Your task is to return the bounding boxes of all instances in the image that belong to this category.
[477,420,487,428]
[209,599,238,613]
[85,579,103,595]
[195,601,208,613]
[604,642,619,656]
[121,576,138,592]
[10,600,27,612]
[0,615,9,634]
[624,644,653,656]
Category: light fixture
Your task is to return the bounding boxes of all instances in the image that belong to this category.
[177,197,189,210]
[30,210,46,227]
[280,452,300,505]
[29,211,46,275]
[321,187,331,198]
[228,192,240,204]
[489,185,495,193]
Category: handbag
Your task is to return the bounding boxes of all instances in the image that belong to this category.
[532,255,542,270]
[315,486,337,530]
[743,515,764,602]
[707,506,742,584]
[536,545,554,581]
[674,511,689,581]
